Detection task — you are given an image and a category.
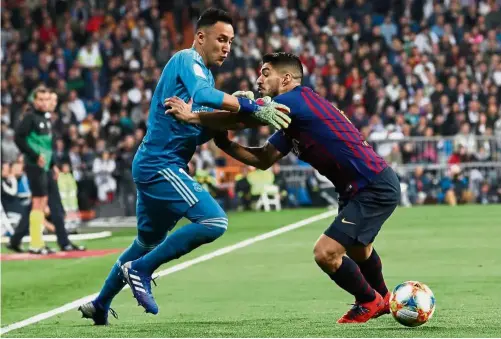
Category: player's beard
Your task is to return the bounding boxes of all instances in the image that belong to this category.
[259,80,280,98]
[270,89,280,98]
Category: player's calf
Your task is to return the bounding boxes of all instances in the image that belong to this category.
[122,217,227,315]
[313,236,374,304]
[349,246,390,309]
[313,235,383,323]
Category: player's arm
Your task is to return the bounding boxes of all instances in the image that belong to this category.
[176,55,290,129]
[177,56,249,112]
[213,130,290,170]
[14,114,40,163]
[192,110,264,131]
[165,97,263,131]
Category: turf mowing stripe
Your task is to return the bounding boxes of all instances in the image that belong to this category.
[0,210,336,335]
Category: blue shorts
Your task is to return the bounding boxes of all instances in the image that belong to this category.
[135,166,227,246]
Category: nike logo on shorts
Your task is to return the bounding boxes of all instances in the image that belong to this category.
[341,218,356,225]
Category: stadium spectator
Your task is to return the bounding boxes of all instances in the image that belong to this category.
[115,135,136,216]
[1,163,19,217]
[1,129,20,164]
[92,150,117,203]
[448,144,474,164]
[234,166,252,211]
[1,0,500,215]
[477,181,501,204]
[408,166,432,205]
[440,165,474,206]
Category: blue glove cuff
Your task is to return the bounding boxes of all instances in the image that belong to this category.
[237,97,259,114]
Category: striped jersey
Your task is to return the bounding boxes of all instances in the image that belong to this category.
[268,86,387,198]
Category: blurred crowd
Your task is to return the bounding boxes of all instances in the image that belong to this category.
[1,0,501,216]
[403,163,501,205]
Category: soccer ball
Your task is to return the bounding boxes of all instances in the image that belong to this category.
[255,96,272,106]
[255,96,290,115]
[390,281,436,327]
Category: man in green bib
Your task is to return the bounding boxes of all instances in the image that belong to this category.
[9,89,85,254]
[14,85,54,254]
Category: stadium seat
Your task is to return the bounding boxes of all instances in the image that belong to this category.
[247,169,281,211]
[255,184,282,212]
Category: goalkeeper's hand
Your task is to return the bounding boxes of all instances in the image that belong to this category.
[237,96,291,130]
[232,91,255,100]
[252,96,291,130]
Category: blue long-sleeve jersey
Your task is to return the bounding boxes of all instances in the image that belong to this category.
[133,48,225,183]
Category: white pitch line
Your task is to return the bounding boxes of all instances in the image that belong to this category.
[0,210,336,335]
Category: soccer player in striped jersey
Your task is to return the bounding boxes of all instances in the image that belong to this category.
[166,52,401,323]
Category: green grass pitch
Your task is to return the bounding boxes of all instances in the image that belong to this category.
[1,205,501,337]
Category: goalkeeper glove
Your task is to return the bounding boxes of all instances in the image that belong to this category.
[237,96,291,130]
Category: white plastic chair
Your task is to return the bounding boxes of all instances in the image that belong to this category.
[255,184,282,212]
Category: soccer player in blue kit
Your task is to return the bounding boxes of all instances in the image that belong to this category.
[166,52,401,324]
[78,9,290,324]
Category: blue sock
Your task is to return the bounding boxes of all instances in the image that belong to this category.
[95,238,154,309]
[131,223,226,275]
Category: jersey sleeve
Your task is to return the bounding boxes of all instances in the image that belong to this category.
[268,130,292,155]
[177,52,224,108]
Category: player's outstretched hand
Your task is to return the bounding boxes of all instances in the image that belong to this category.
[252,96,291,130]
[164,96,196,123]
[232,91,255,100]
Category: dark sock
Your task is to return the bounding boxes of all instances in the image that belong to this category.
[328,256,376,303]
[357,249,389,297]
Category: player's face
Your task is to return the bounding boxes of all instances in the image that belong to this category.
[33,92,50,112]
[202,22,234,67]
[257,63,281,97]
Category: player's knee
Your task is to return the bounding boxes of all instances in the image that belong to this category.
[206,224,226,242]
[137,230,166,249]
[313,244,343,271]
[313,236,345,272]
[198,215,228,242]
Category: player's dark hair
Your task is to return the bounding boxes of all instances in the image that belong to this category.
[196,8,233,30]
[262,52,303,81]
[33,85,49,99]
[48,89,58,99]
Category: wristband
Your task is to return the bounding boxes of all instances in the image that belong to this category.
[237,97,259,114]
